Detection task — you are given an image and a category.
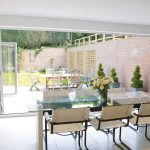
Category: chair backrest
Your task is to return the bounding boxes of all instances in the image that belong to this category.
[76,88,96,97]
[70,70,81,83]
[138,103,150,116]
[43,90,69,100]
[52,107,90,123]
[59,68,69,74]
[86,68,94,79]
[108,88,125,94]
[46,68,54,75]
[52,71,63,84]
[101,105,133,120]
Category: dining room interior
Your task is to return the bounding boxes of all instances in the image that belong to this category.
[1,0,150,150]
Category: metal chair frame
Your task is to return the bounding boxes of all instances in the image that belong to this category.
[129,103,150,140]
[28,72,40,91]
[44,108,90,150]
[91,105,133,150]
[96,116,132,150]
[132,113,150,140]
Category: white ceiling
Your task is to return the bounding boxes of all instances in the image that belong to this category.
[0,0,150,35]
[0,0,150,25]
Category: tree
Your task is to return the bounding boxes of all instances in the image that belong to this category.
[97,63,105,78]
[110,68,119,82]
[17,47,23,72]
[1,30,68,49]
[131,65,143,88]
[72,32,92,41]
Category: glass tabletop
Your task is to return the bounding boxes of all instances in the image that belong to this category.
[28,95,120,112]
[108,91,150,105]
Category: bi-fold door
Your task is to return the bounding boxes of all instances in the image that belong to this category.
[0,42,17,113]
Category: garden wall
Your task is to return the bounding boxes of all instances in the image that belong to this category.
[68,37,150,92]
[22,47,67,71]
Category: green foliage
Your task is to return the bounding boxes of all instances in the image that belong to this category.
[97,63,105,78]
[72,32,92,41]
[1,30,68,49]
[17,47,23,72]
[34,47,43,58]
[131,65,143,88]
[110,68,119,82]
[1,30,93,49]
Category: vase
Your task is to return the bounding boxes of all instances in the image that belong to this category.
[98,89,108,107]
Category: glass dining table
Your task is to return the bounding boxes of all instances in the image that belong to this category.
[29,94,120,113]
[28,90,150,150]
[28,93,120,150]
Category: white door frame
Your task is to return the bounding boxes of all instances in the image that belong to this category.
[0,45,3,113]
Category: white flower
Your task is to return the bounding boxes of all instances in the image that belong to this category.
[91,76,111,91]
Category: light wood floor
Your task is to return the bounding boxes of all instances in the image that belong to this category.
[0,116,150,150]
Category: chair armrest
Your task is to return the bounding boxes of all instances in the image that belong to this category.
[44,112,52,122]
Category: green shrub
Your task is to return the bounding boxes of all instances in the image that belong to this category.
[97,63,105,78]
[131,65,143,88]
[110,68,119,82]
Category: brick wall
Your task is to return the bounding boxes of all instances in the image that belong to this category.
[68,37,150,92]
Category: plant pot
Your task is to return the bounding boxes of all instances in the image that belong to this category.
[130,87,144,92]
[110,82,120,88]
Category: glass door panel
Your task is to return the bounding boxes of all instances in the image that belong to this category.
[0,42,17,113]
[0,42,17,95]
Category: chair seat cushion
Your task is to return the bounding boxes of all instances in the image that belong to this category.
[48,123,85,133]
[90,118,126,130]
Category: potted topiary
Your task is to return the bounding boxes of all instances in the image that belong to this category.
[131,65,144,91]
[97,63,105,79]
[110,68,120,88]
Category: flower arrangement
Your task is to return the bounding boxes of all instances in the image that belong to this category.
[91,76,112,106]
[92,77,112,91]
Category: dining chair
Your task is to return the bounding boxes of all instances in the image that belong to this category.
[80,68,94,88]
[76,88,97,97]
[46,68,54,75]
[43,90,69,100]
[108,88,125,94]
[45,68,55,89]
[44,107,90,150]
[90,104,133,149]
[68,69,81,89]
[28,71,40,91]
[129,103,150,140]
[59,68,69,74]
[107,88,126,105]
[51,71,63,90]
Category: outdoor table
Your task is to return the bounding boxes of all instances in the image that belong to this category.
[41,73,72,89]
[41,73,84,90]
[28,94,119,150]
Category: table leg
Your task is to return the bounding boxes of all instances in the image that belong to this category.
[46,78,48,90]
[36,112,43,150]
